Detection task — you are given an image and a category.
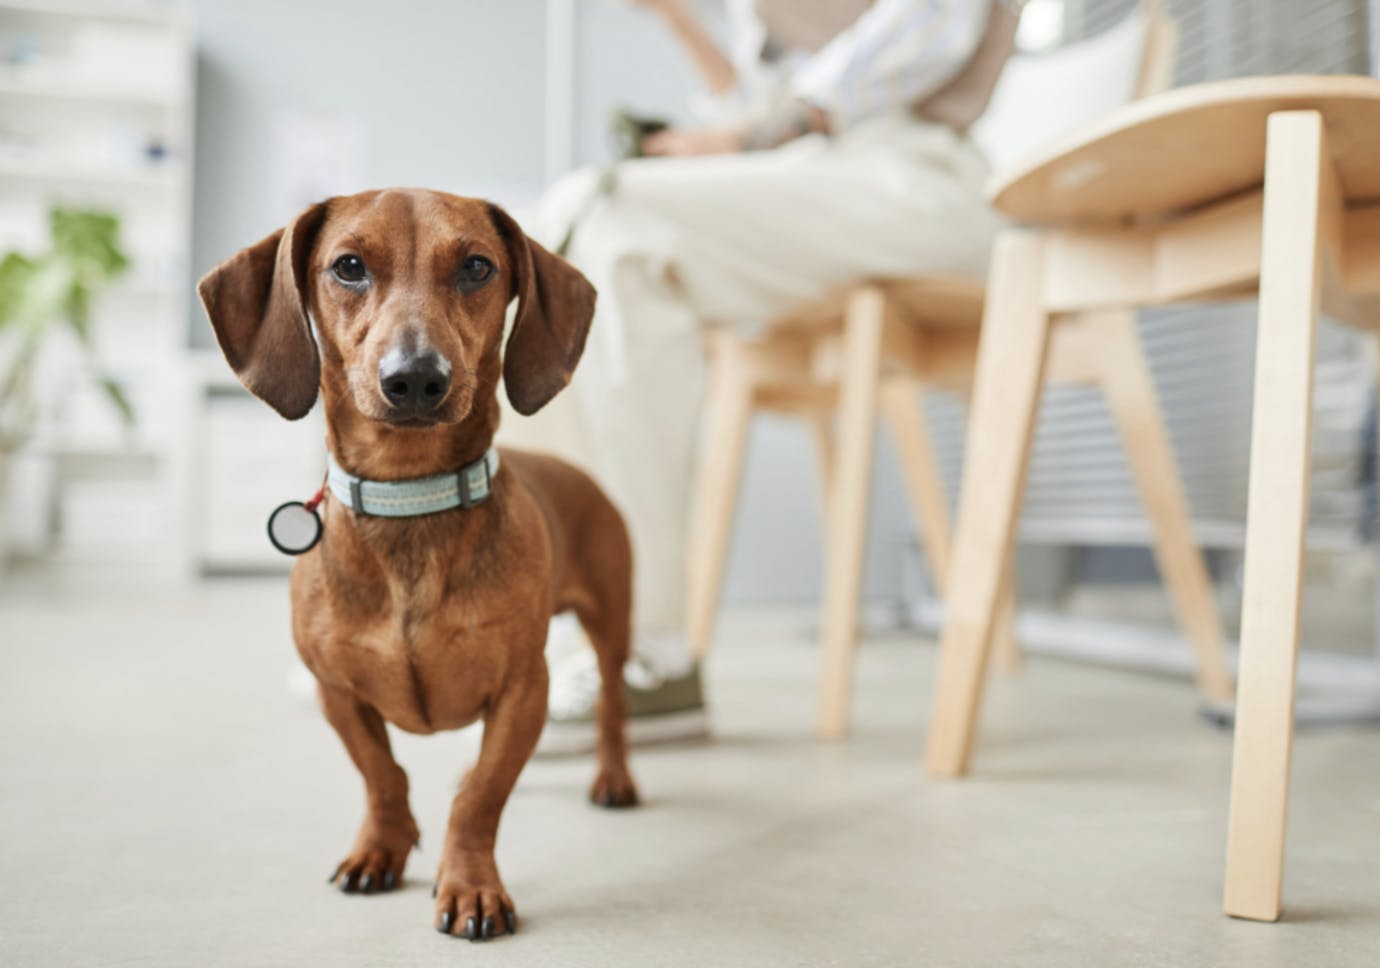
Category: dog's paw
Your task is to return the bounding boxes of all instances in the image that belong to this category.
[434,866,517,941]
[328,815,419,895]
[589,767,639,809]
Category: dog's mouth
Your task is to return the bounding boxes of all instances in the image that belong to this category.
[370,378,478,429]
[380,414,444,428]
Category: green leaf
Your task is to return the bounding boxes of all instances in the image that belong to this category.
[63,281,94,341]
[96,375,136,427]
[0,207,135,437]
[51,208,129,281]
[0,252,39,328]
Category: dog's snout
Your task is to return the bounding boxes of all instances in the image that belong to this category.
[379,349,451,415]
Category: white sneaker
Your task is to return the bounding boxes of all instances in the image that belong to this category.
[537,622,709,757]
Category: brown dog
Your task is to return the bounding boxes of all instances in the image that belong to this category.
[199,188,638,942]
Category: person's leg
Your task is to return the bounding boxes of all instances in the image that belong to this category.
[531,118,998,750]
[533,188,711,752]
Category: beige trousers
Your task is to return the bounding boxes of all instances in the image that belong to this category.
[507,114,998,651]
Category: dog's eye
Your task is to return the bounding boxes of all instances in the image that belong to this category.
[458,255,494,290]
[331,255,367,284]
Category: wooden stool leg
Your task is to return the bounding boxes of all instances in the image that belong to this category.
[881,378,951,589]
[882,379,1023,673]
[1225,111,1333,922]
[992,567,1022,674]
[1096,310,1234,702]
[816,287,887,738]
[924,231,1051,777]
[808,408,836,514]
[686,339,757,661]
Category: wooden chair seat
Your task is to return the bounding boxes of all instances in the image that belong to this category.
[991,75,1380,225]
[984,77,1380,333]
[767,276,986,336]
[742,275,988,400]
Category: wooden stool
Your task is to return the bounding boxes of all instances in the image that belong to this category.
[684,261,1234,737]
[684,279,1025,742]
[683,0,1224,739]
[922,76,1380,922]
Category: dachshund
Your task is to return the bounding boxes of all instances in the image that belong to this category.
[199,188,638,942]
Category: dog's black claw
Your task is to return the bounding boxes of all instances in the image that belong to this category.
[340,872,359,894]
[465,916,479,941]
[382,871,396,891]
[327,866,342,885]
[505,910,517,935]
[603,792,617,808]
[360,874,375,894]
[431,882,437,899]
[482,916,495,939]
[438,911,454,935]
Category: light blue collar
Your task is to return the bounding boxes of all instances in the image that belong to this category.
[326,449,500,517]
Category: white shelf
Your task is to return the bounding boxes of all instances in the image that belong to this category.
[0,0,195,572]
[201,555,291,575]
[108,278,180,298]
[23,429,161,463]
[0,157,183,189]
[46,444,161,463]
[0,0,182,26]
[0,74,183,108]
[187,350,251,390]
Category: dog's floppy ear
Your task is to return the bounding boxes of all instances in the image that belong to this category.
[197,203,327,420]
[489,204,596,416]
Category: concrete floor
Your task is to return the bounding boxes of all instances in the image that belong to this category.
[1,578,1378,967]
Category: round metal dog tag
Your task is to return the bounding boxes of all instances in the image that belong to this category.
[267,501,323,556]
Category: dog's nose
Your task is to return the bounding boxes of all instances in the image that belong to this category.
[379,351,451,414]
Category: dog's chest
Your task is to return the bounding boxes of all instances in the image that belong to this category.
[301,559,544,734]
[293,490,554,734]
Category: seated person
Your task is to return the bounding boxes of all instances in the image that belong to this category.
[535,0,1022,753]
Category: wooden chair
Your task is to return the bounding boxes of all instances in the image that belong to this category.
[923,75,1380,922]
[684,0,1233,738]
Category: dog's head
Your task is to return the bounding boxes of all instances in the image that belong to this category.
[198,189,595,427]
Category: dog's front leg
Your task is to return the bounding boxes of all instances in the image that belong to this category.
[434,662,547,941]
[319,683,421,894]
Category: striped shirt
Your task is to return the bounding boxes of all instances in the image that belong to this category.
[705,0,1022,133]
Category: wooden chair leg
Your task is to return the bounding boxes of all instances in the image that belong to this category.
[924,231,1051,777]
[816,287,887,738]
[1225,110,1334,922]
[882,378,1023,673]
[881,378,951,589]
[1095,310,1234,702]
[686,338,757,661]
[808,408,836,515]
[992,567,1022,674]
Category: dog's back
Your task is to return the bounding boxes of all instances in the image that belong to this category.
[500,447,633,623]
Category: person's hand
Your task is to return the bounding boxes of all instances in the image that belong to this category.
[642,126,745,157]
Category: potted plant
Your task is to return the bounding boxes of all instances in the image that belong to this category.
[0,208,134,571]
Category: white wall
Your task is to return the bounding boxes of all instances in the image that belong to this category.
[189,0,549,348]
[569,0,712,166]
[1371,0,1380,72]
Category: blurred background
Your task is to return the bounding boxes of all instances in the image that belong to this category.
[1,0,1378,706]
